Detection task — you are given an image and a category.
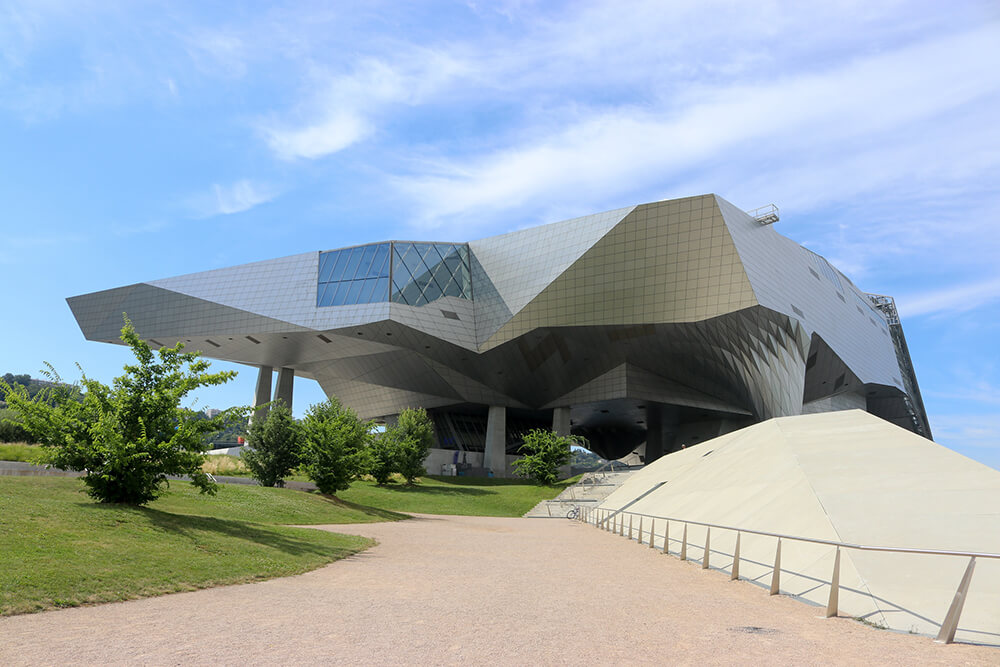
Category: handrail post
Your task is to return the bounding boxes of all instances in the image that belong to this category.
[770,538,782,595]
[662,520,670,555]
[681,523,688,561]
[731,531,741,580]
[649,518,656,549]
[638,516,643,545]
[628,514,634,540]
[826,546,840,617]
[702,527,711,569]
[935,556,977,644]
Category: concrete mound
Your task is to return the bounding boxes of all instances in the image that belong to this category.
[598,410,1000,644]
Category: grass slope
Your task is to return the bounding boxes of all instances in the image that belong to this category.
[0,477,403,616]
[336,474,580,517]
[0,442,48,464]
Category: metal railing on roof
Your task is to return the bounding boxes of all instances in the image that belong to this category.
[580,500,999,645]
[746,204,779,225]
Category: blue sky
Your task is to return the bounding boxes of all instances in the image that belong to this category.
[1,1,998,467]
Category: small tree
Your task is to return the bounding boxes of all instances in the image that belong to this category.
[366,430,401,485]
[299,397,371,495]
[393,407,434,484]
[242,400,301,487]
[0,317,241,504]
[512,429,577,485]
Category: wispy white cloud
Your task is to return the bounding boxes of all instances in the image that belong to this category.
[190,180,280,217]
[897,277,1000,318]
[262,110,372,160]
[259,52,472,160]
[391,22,1000,230]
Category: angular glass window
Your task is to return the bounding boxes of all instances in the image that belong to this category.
[317,243,391,307]
[391,242,472,307]
[328,249,351,282]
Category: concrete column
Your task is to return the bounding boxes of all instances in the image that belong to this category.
[484,406,507,478]
[552,406,571,437]
[273,367,294,411]
[250,365,273,423]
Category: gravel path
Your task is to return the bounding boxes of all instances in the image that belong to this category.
[1,514,995,665]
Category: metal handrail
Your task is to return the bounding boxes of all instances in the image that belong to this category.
[607,509,1000,560]
[581,459,629,484]
[578,503,999,645]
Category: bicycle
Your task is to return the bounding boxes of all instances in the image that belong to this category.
[566,505,581,520]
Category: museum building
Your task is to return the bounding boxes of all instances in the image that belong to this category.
[67,194,930,476]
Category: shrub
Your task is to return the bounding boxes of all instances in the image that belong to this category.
[300,397,371,495]
[0,317,243,505]
[242,401,302,487]
[393,407,434,484]
[366,430,400,485]
[0,409,31,443]
[511,429,578,485]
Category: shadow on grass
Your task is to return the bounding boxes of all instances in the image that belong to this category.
[354,483,497,497]
[422,475,542,487]
[305,493,409,521]
[78,504,367,559]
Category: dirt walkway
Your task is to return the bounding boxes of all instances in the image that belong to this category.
[1,515,995,665]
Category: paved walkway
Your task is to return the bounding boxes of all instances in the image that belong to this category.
[1,515,995,665]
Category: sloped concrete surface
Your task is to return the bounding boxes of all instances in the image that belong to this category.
[598,410,1000,644]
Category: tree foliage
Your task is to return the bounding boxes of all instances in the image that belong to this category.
[0,408,32,443]
[362,407,435,486]
[299,397,371,495]
[392,407,434,484]
[366,430,400,485]
[242,401,301,487]
[0,372,82,406]
[511,429,578,485]
[0,317,242,504]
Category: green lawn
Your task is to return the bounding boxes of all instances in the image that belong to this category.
[0,442,49,464]
[153,479,403,524]
[0,477,403,616]
[336,474,580,517]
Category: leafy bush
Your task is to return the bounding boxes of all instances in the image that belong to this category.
[366,430,400,485]
[300,397,371,495]
[0,409,31,443]
[0,317,243,505]
[512,429,577,485]
[242,401,302,487]
[393,407,434,484]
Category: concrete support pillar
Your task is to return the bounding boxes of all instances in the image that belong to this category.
[645,404,664,464]
[273,367,294,411]
[552,406,571,437]
[648,404,683,457]
[484,406,507,478]
[250,365,273,423]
